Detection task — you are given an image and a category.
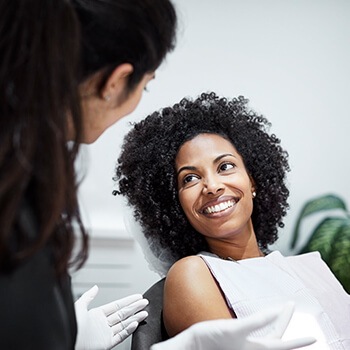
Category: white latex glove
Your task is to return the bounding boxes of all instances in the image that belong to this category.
[74,285,148,350]
[151,302,316,350]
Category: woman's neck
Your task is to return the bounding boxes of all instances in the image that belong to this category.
[207,229,264,261]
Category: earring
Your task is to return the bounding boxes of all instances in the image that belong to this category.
[104,94,111,102]
[252,191,256,198]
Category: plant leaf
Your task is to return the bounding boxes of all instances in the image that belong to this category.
[328,220,350,293]
[299,217,345,261]
[290,194,347,249]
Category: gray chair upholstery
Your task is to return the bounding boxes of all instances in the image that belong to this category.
[131,278,169,350]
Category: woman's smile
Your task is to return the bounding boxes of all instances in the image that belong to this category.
[200,196,238,216]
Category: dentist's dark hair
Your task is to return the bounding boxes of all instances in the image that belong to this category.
[0,0,177,276]
[116,92,290,261]
[73,0,177,95]
[0,0,87,275]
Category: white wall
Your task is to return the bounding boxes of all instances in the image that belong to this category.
[76,0,350,294]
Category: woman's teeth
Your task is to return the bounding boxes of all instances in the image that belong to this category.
[204,200,234,214]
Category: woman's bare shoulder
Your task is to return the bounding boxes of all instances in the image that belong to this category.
[167,255,208,277]
[163,255,232,337]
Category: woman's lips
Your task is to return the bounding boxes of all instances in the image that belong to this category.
[203,200,235,214]
[200,196,239,215]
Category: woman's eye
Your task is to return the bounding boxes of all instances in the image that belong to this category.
[219,162,235,172]
[183,174,199,184]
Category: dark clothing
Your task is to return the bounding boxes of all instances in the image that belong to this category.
[0,197,77,349]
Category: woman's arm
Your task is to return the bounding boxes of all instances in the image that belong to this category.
[163,255,233,337]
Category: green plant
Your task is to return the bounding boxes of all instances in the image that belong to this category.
[290,193,350,293]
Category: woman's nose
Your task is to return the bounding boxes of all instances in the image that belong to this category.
[202,176,224,196]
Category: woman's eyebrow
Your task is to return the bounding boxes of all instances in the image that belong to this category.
[214,153,235,163]
[177,165,197,176]
[177,153,236,176]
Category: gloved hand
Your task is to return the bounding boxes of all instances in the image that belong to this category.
[74,285,148,350]
[151,302,316,350]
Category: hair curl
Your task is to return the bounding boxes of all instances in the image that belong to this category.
[116,92,290,261]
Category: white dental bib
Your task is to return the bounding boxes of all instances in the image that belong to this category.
[199,251,350,349]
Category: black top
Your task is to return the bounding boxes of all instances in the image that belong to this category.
[0,196,77,349]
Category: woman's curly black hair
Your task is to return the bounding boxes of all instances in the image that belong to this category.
[115,92,290,261]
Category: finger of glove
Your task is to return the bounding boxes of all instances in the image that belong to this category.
[247,336,316,350]
[107,298,149,325]
[149,334,191,350]
[100,293,144,316]
[188,317,266,348]
[75,285,99,308]
[265,301,295,339]
[111,310,148,335]
[112,321,139,346]
[222,307,281,337]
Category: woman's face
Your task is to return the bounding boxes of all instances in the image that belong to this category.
[175,133,256,244]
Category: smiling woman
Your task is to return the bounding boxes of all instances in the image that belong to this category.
[115,92,350,348]
[116,93,290,260]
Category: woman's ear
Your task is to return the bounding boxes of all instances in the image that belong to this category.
[249,174,256,194]
[101,63,134,105]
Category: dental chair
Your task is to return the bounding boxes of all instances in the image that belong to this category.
[131,278,169,350]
